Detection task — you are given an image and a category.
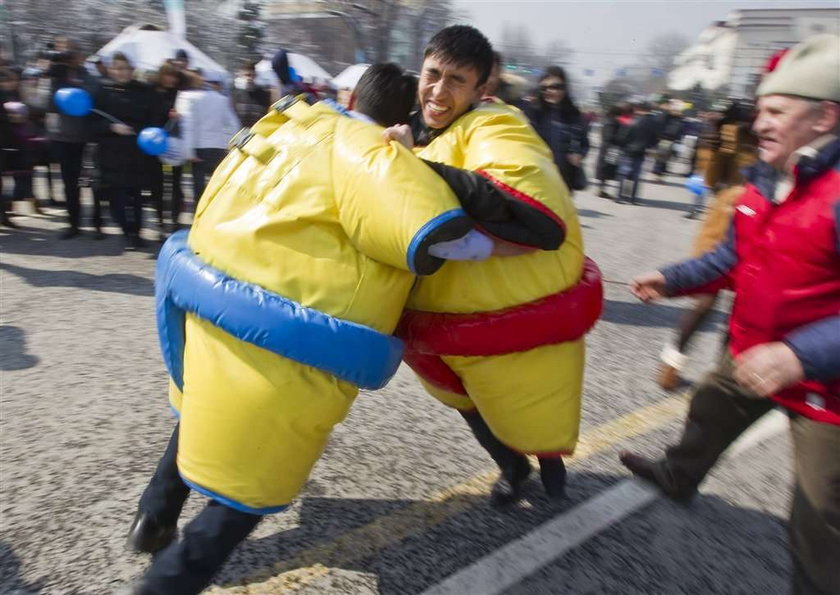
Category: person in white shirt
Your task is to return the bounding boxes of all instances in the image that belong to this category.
[174,71,240,204]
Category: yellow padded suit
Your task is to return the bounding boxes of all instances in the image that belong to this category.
[165,99,470,513]
[402,101,600,456]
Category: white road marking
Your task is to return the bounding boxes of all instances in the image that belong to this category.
[421,409,788,595]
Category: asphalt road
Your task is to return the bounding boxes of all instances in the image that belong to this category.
[1,160,792,595]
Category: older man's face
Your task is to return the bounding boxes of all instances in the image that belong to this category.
[753,95,825,169]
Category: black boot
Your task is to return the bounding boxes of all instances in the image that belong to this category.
[537,457,567,500]
[618,451,697,501]
[461,410,532,507]
[126,510,178,554]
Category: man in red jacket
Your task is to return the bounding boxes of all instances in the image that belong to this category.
[621,34,840,595]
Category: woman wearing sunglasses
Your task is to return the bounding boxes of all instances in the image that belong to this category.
[524,65,590,195]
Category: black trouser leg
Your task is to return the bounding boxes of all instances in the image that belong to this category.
[138,425,191,525]
[113,186,142,236]
[148,159,165,227]
[789,416,840,595]
[460,409,528,481]
[675,293,719,353]
[658,353,775,495]
[171,165,184,226]
[137,501,262,595]
[55,141,84,229]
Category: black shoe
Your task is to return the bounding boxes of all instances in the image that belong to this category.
[538,457,567,500]
[683,211,698,219]
[598,190,614,200]
[618,451,696,501]
[1,215,20,229]
[93,228,105,240]
[490,455,532,507]
[126,511,177,554]
[59,227,80,239]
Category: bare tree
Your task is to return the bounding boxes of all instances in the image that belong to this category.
[643,32,690,74]
[500,23,538,69]
[538,39,574,69]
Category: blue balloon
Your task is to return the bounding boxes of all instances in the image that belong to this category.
[54,87,93,117]
[685,174,707,196]
[137,127,169,156]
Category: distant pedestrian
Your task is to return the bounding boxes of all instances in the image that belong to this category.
[232,60,271,128]
[524,66,590,195]
[615,101,659,204]
[594,102,629,199]
[90,52,151,247]
[45,43,97,238]
[175,71,239,203]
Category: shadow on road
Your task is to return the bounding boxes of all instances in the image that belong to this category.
[577,209,613,219]
[0,541,45,594]
[0,261,154,297]
[211,471,788,594]
[601,298,727,329]
[0,225,132,258]
[0,326,39,371]
[632,197,695,212]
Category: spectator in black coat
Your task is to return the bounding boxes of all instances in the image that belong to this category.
[145,61,184,237]
[652,101,686,179]
[595,102,630,199]
[90,52,151,248]
[232,60,271,128]
[524,66,590,195]
[46,45,97,238]
[616,101,659,204]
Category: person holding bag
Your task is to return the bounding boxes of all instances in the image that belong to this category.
[524,65,590,194]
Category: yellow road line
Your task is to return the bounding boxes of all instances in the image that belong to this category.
[211,394,689,594]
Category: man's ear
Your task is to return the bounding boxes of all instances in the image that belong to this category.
[348,92,356,111]
[813,101,840,134]
[475,82,488,101]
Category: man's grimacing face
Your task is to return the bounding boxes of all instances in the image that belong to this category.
[418,54,485,129]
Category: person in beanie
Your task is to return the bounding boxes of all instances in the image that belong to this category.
[620,34,840,594]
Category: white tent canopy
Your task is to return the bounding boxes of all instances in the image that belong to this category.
[332,64,371,90]
[96,24,229,82]
[255,54,333,87]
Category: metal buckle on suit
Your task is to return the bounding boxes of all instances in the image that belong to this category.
[272,95,299,113]
[228,128,254,151]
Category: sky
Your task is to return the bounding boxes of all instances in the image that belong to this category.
[452,0,839,88]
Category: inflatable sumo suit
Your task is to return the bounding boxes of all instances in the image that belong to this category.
[398,101,603,457]
[155,96,472,513]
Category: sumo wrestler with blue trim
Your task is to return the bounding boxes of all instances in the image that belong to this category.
[124,78,480,593]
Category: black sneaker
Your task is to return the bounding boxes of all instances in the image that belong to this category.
[489,456,532,508]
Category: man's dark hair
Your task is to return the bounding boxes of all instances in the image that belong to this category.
[354,63,418,127]
[423,25,495,87]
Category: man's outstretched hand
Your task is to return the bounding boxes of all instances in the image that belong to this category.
[630,271,667,302]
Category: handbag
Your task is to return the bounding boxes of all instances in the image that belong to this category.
[569,163,588,191]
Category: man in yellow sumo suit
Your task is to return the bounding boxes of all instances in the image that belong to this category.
[123,67,509,593]
[392,26,603,506]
